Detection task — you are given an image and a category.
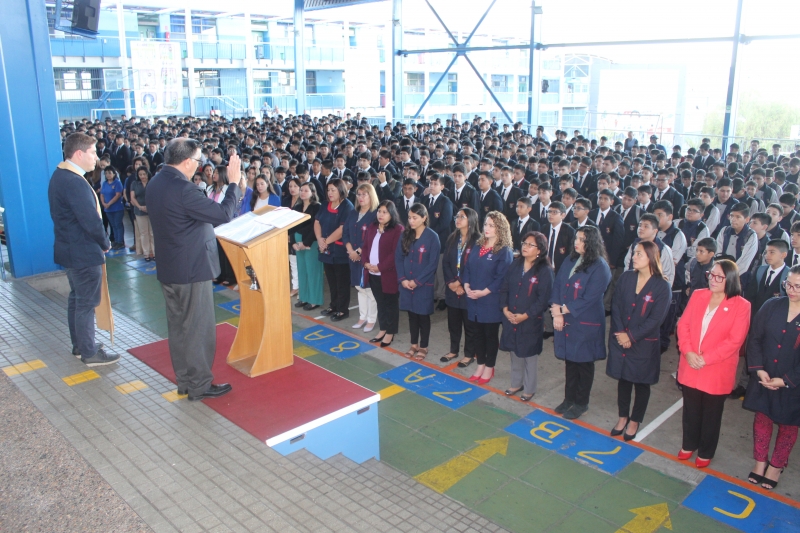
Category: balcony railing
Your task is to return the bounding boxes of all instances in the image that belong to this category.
[562,92,589,105]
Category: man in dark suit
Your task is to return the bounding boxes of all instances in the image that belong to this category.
[540,201,575,276]
[497,166,524,224]
[692,143,716,171]
[395,178,420,226]
[110,134,131,175]
[332,154,354,182]
[48,133,119,367]
[147,138,242,401]
[510,197,540,251]
[476,171,503,227]
[447,163,480,213]
[146,139,164,169]
[651,168,685,214]
[424,174,454,306]
[569,198,597,230]
[531,181,554,226]
[616,187,643,266]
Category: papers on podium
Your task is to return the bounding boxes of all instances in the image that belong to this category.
[214,208,307,245]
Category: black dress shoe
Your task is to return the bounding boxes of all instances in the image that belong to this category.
[320,307,335,316]
[610,418,629,437]
[178,388,188,396]
[436,300,447,311]
[331,311,349,322]
[729,385,747,399]
[543,331,554,339]
[303,303,320,311]
[294,301,307,308]
[188,383,232,401]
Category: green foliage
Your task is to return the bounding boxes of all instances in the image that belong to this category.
[703,92,800,139]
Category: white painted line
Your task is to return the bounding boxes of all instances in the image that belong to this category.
[265,393,380,447]
[634,398,683,442]
[313,305,359,320]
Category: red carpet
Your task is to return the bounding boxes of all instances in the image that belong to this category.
[128,323,376,443]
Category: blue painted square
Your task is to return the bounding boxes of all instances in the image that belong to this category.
[126,258,151,268]
[213,284,227,292]
[292,326,374,359]
[683,475,800,532]
[105,248,131,257]
[505,409,641,475]
[217,299,241,315]
[378,362,488,409]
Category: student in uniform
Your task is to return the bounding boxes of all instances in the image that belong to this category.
[715,203,758,286]
[440,208,481,367]
[315,178,355,321]
[677,260,750,468]
[606,241,671,440]
[743,265,800,490]
[462,211,514,385]
[500,231,553,402]
[423,174,454,309]
[363,201,404,348]
[550,226,613,420]
[448,163,480,213]
[511,197,539,253]
[396,203,441,361]
[685,238,716,303]
[476,171,503,227]
[343,183,379,332]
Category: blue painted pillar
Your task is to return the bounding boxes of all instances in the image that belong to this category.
[293,0,306,116]
[0,0,62,277]
[721,0,744,156]
[392,0,403,122]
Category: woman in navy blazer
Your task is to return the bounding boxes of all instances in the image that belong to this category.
[396,203,440,360]
[314,178,354,321]
[462,211,514,384]
[362,201,404,347]
[606,240,671,440]
[499,231,554,401]
[440,208,481,367]
[550,225,612,420]
[343,183,379,331]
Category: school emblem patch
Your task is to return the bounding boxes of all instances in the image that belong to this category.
[559,247,566,254]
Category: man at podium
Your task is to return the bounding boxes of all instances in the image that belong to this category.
[147,139,243,401]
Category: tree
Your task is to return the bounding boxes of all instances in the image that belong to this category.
[703,92,800,140]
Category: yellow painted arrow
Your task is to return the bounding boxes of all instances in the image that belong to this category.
[414,437,509,493]
[615,503,672,533]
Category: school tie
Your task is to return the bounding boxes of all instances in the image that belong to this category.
[455,189,460,203]
[549,228,556,262]
[765,270,774,289]
[518,219,523,234]
[430,196,434,208]
[795,254,799,266]
[406,199,411,211]
[503,188,509,201]
[481,192,486,202]
[599,212,605,226]
[541,205,546,220]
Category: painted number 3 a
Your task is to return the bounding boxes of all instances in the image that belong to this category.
[330,341,360,352]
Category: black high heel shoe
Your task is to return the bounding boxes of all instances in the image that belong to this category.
[610,418,629,437]
[761,463,786,490]
[380,335,394,348]
[369,334,386,343]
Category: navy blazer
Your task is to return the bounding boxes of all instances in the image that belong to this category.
[744,297,800,425]
[477,189,504,226]
[442,236,475,309]
[48,165,110,269]
[396,227,440,315]
[462,244,514,323]
[422,194,454,253]
[499,260,554,358]
[589,208,625,267]
[343,209,377,286]
[606,271,671,384]
[550,255,612,362]
[146,165,241,284]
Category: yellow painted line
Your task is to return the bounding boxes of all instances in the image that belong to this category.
[2,359,46,376]
[62,370,100,386]
[614,503,672,533]
[294,345,318,358]
[115,380,148,394]
[162,390,188,402]
[378,384,405,400]
[414,437,509,493]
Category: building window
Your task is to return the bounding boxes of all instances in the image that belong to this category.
[54,69,98,100]
[306,71,317,94]
[446,73,457,93]
[540,111,558,126]
[562,108,587,129]
[542,78,559,93]
[194,69,220,97]
[406,72,425,93]
[542,58,561,70]
[564,54,590,78]
[349,27,357,47]
[192,16,216,40]
[169,14,185,35]
[491,74,509,93]
[518,75,528,94]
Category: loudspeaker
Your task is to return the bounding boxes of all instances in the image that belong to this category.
[71,0,101,35]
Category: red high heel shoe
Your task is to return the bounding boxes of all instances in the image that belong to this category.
[468,373,482,382]
[677,449,693,461]
[477,368,494,385]
[695,457,711,468]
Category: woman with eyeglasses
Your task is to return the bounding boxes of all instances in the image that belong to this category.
[676,259,750,468]
[343,183,379,332]
[606,241,671,440]
[550,226,612,420]
[462,211,514,384]
[499,231,553,401]
[440,208,481,367]
[742,265,800,490]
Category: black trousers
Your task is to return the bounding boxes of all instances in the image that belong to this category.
[324,262,351,313]
[471,321,500,367]
[369,274,399,333]
[682,384,727,459]
[216,241,236,285]
[65,265,103,358]
[565,360,595,406]
[408,312,432,347]
[447,306,475,356]
[618,379,651,423]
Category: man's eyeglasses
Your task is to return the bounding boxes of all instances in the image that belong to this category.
[706,272,726,283]
[191,157,203,164]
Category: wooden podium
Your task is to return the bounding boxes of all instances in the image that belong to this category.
[216,206,310,377]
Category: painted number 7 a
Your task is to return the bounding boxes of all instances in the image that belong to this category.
[577,447,621,465]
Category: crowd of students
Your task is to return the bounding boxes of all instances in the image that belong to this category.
[63,112,800,490]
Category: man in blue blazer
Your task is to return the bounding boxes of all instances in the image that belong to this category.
[147,139,242,401]
[48,133,119,367]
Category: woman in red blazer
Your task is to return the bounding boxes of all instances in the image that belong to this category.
[362,200,404,347]
[676,259,751,468]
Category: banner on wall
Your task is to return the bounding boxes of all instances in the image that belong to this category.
[130,41,182,116]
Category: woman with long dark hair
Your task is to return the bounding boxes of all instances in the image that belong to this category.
[249,175,281,212]
[293,182,323,310]
[363,200,404,347]
[677,259,750,468]
[606,240,671,440]
[550,225,612,420]
[462,211,514,384]
[440,208,481,367]
[396,203,440,358]
[315,178,354,321]
[500,231,553,401]
[130,167,155,261]
[207,165,229,203]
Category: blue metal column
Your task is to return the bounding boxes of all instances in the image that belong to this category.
[293,0,307,115]
[0,0,62,277]
[525,1,538,131]
[392,0,403,122]
[721,0,744,156]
